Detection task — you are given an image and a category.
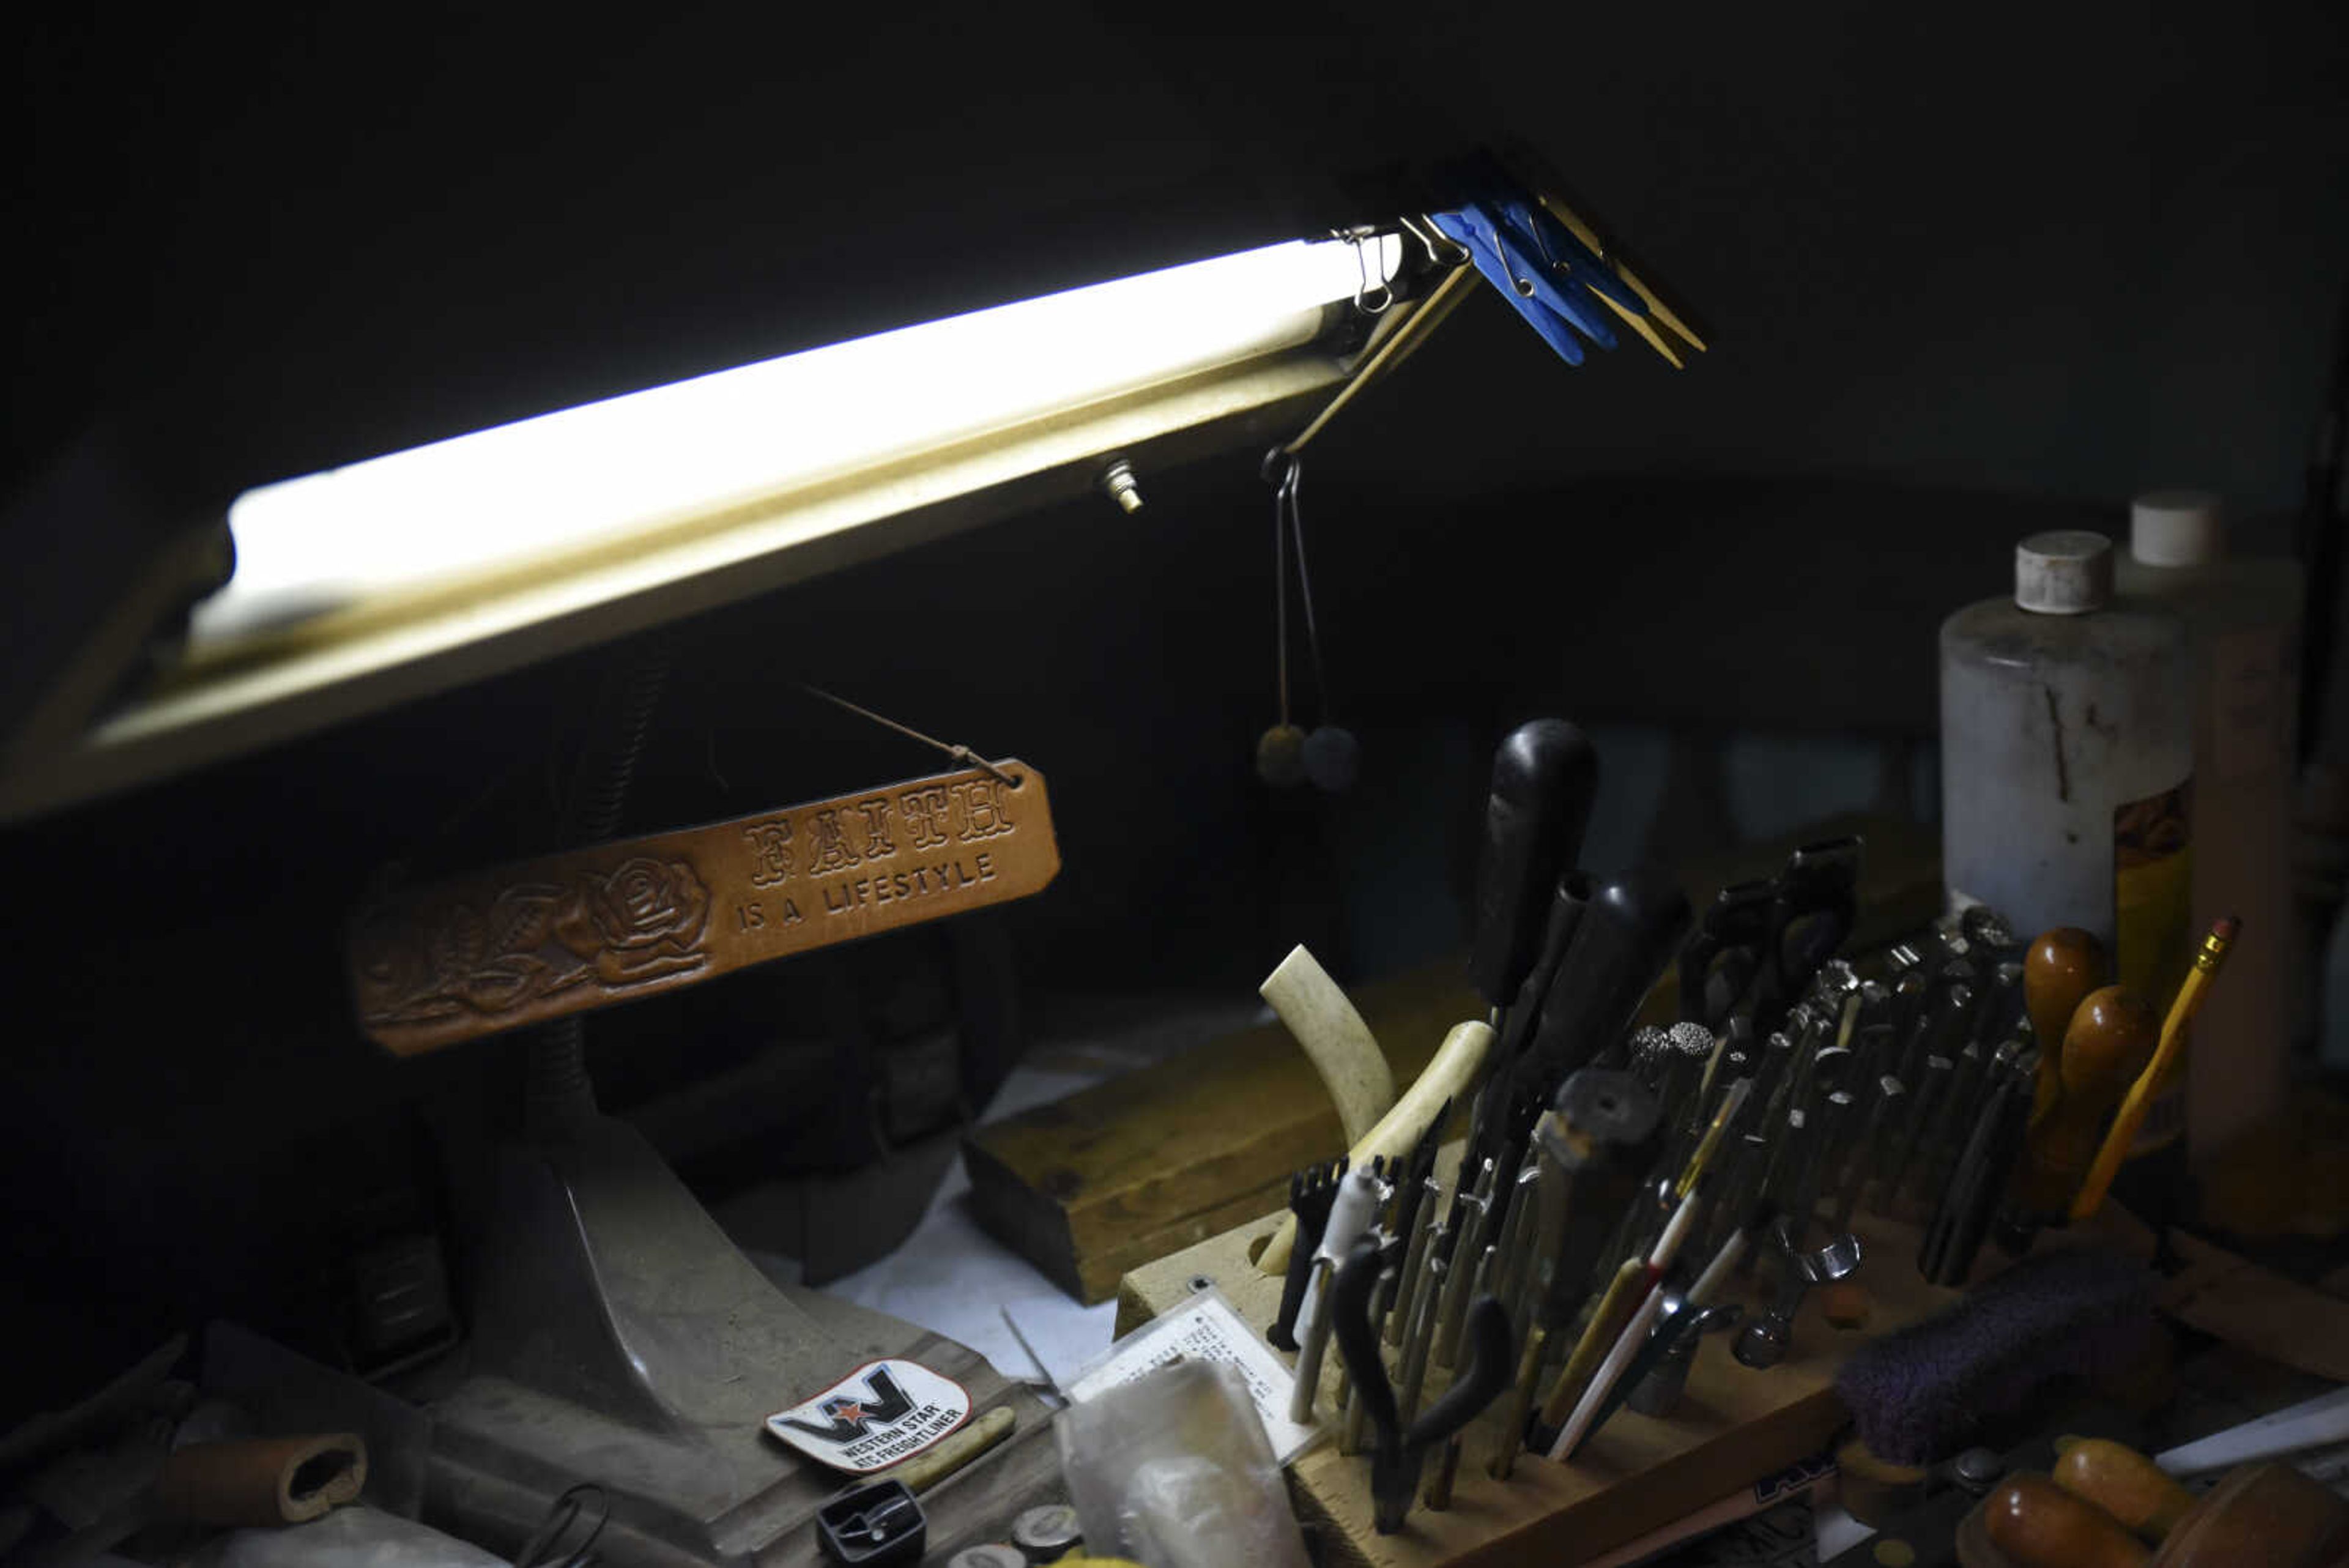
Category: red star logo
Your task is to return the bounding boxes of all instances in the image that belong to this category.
[832,1401,865,1425]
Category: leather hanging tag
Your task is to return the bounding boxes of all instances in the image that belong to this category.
[349,762,1059,1055]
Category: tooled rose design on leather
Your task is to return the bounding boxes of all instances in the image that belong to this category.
[354,856,713,1027]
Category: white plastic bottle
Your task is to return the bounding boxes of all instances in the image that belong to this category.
[1941,532,2197,1001]
[2115,490,2302,1167]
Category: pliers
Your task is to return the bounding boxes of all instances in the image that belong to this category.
[1330,1233,1516,1533]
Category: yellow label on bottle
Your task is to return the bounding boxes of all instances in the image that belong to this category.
[2115,777,2194,1150]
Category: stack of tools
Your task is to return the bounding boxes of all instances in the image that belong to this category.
[1252,718,1997,1531]
[1239,716,2255,1543]
[1242,718,2243,1553]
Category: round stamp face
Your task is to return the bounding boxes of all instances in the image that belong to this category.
[765,1358,973,1474]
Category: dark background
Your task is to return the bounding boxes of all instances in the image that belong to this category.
[4,2,2345,1412]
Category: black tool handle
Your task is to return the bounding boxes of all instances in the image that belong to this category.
[1677,878,1776,1026]
[1404,1296,1515,1449]
[1522,867,1693,1083]
[1770,837,1863,992]
[1329,1235,1398,1441]
[1469,719,1600,1009]
[1923,1060,2034,1285]
[1533,1071,1661,1329]
[1499,873,1592,1062]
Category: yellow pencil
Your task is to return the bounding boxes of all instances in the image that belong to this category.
[2069,915,2240,1221]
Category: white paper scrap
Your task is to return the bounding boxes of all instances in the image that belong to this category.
[1065,1288,1323,1464]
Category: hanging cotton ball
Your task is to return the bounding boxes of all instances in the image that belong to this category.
[1256,724,1308,788]
[1303,726,1359,793]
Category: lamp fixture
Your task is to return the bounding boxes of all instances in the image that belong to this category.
[196,236,1398,647]
[2,232,1401,820]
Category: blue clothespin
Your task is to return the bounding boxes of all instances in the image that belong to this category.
[1484,196,1653,324]
[1430,206,1596,366]
[1494,195,1646,320]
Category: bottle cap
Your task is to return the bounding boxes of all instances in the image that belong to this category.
[2015,530,2113,614]
[2129,489,2225,565]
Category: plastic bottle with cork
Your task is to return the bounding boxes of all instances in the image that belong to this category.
[1940,532,2197,1081]
[2114,489,2301,1169]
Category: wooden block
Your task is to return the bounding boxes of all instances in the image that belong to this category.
[1119,1181,1963,1568]
[971,811,1943,1304]
[965,959,1479,1303]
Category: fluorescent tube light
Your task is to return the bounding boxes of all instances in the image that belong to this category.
[195,234,1396,646]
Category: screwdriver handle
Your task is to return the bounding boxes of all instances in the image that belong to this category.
[1499,874,1593,1063]
[1469,720,1600,1009]
[1522,866,1693,1082]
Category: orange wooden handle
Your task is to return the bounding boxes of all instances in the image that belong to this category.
[1984,1473,2153,1568]
[2020,986,2158,1213]
[2024,927,2106,1121]
[2055,1439,2195,1542]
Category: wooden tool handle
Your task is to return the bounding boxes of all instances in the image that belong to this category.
[2024,927,2106,1123]
[2055,1438,2195,1541]
[2155,1462,2349,1567]
[1984,1473,2152,1568]
[2019,985,2158,1213]
[1536,1256,1646,1428]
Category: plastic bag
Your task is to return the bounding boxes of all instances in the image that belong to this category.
[1055,1360,1309,1568]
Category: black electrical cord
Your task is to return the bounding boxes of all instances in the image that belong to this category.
[511,1481,609,1568]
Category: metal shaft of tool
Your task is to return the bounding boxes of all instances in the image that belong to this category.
[1893,1000,1940,1089]
[1387,1178,1442,1347]
[1877,1053,1953,1215]
[1924,1053,2035,1285]
[1752,1107,1809,1225]
[1850,983,1892,1069]
[1423,1243,1499,1509]
[1489,1162,1541,1324]
[1660,1028,1730,1176]
[1735,1091,1850,1369]
[1907,1039,1987,1205]
[1395,1241,1447,1429]
[1693,1129,1770,1265]
[1768,1009,1830,1129]
[1287,1256,1338,1424]
[1750,1027,1798,1126]
[1677,1074,1755,1202]
[1919,1063,2016,1283]
[1831,1074,1904,1235]
[1432,1159,1497,1367]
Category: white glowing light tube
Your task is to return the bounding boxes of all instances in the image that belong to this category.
[195,235,1396,645]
